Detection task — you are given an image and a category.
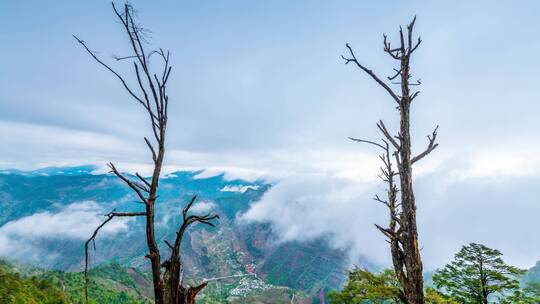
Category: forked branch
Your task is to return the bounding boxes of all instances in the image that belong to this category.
[345,16,431,303]
[108,163,149,204]
[84,210,146,303]
[411,125,439,164]
[172,196,220,252]
[376,120,400,150]
[341,44,401,104]
[76,3,175,303]
[73,35,146,107]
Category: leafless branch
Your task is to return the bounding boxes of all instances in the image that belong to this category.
[144,137,158,163]
[388,68,402,81]
[376,120,400,150]
[113,54,143,61]
[411,125,439,164]
[348,137,387,150]
[84,210,146,303]
[135,173,151,188]
[344,16,434,303]
[78,3,214,303]
[108,163,148,204]
[164,240,174,250]
[169,196,220,254]
[410,91,420,101]
[73,35,145,106]
[375,223,396,239]
[342,43,401,104]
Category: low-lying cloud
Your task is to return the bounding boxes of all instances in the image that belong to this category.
[240,154,540,270]
[221,185,260,193]
[240,173,388,266]
[0,201,131,263]
[190,200,216,214]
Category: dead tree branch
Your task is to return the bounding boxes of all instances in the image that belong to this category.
[76,2,217,304]
[345,16,436,304]
[411,126,439,164]
[161,195,219,303]
[342,44,401,104]
[84,211,146,303]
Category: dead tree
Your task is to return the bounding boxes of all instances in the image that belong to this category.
[343,17,438,304]
[75,3,218,304]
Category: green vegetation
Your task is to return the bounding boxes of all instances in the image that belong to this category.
[424,288,460,304]
[40,263,150,304]
[199,281,301,304]
[329,243,540,304]
[1,258,310,304]
[499,282,540,304]
[262,241,345,294]
[327,268,401,303]
[523,261,540,285]
[433,243,525,303]
[327,268,457,304]
[0,259,150,304]
[0,259,69,304]
[3,168,540,303]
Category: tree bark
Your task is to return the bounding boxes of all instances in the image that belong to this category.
[77,3,218,304]
[345,17,437,304]
[398,82,424,304]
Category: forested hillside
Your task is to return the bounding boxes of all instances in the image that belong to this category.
[0,259,69,304]
[0,167,347,302]
[2,1,540,303]
[1,258,319,303]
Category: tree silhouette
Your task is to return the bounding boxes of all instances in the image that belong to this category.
[343,17,437,304]
[74,3,218,304]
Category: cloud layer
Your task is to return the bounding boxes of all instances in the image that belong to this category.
[1,0,540,271]
[240,154,540,270]
[0,201,131,263]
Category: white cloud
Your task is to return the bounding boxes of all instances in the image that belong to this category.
[1,0,540,272]
[239,158,540,270]
[239,173,388,266]
[0,201,132,262]
[189,200,216,214]
[221,185,260,193]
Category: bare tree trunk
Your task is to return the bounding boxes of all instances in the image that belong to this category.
[76,3,218,304]
[398,98,424,304]
[344,17,438,304]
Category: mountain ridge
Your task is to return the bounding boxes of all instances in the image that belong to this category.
[0,166,343,302]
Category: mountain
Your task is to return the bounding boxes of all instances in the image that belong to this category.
[523,261,540,286]
[0,258,69,303]
[0,166,349,302]
[1,258,155,303]
[1,258,318,304]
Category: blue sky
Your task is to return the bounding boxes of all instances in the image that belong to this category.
[1,0,540,269]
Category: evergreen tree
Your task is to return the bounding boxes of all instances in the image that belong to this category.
[424,288,460,304]
[328,268,458,304]
[328,268,402,303]
[500,282,540,304]
[433,243,525,304]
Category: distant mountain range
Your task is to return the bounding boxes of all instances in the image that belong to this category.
[0,165,351,303]
[2,166,537,303]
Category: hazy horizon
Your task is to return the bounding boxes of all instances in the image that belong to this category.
[1,0,540,270]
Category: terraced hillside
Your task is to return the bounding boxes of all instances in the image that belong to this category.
[0,166,349,301]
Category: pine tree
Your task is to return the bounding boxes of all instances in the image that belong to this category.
[433,243,525,304]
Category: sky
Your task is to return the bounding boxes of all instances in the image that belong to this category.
[1,0,540,269]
